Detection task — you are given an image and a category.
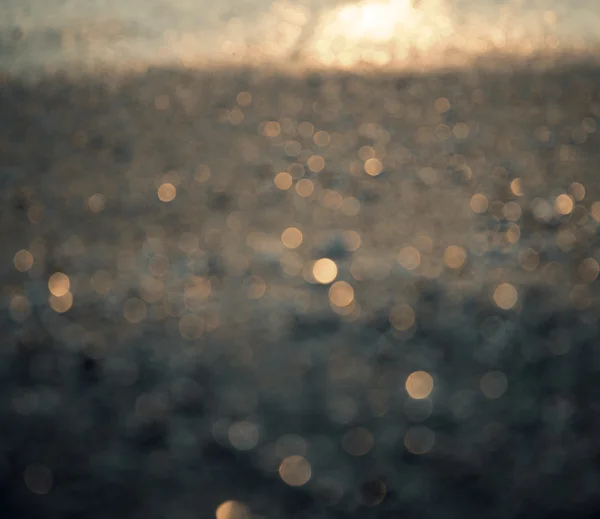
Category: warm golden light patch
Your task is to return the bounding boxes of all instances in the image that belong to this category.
[195,165,212,183]
[390,304,415,331]
[434,97,451,113]
[236,91,252,106]
[281,227,303,249]
[364,158,383,176]
[443,245,467,269]
[510,178,524,196]
[14,249,34,272]
[397,247,421,270]
[591,202,600,222]
[470,193,489,214]
[88,193,106,213]
[264,121,281,137]
[415,236,433,253]
[48,272,70,297]
[295,179,314,197]
[506,224,521,244]
[279,456,311,487]
[314,131,330,147]
[307,155,325,173]
[313,258,338,284]
[329,281,355,307]
[569,182,586,201]
[154,95,170,110]
[50,292,73,313]
[555,193,574,215]
[493,283,518,310]
[543,10,557,25]
[216,500,249,519]
[315,0,417,60]
[274,172,293,190]
[298,121,314,138]
[158,183,176,202]
[453,123,470,139]
[418,166,438,185]
[405,371,433,399]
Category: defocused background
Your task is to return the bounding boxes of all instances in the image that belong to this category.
[3,2,600,519]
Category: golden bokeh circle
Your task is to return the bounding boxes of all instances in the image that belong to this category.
[48,272,70,297]
[329,281,355,307]
[493,283,518,310]
[279,455,311,487]
[313,258,338,284]
[405,371,434,399]
[158,183,177,202]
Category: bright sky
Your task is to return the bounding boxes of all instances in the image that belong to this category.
[2,0,600,74]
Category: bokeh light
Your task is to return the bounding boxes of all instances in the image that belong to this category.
[274,172,293,190]
[444,246,467,269]
[405,371,434,399]
[328,281,355,307]
[279,455,311,487]
[216,500,249,519]
[281,227,303,249]
[397,247,421,271]
[14,249,34,272]
[555,194,574,215]
[158,183,177,202]
[313,258,338,284]
[48,272,70,297]
[493,283,518,310]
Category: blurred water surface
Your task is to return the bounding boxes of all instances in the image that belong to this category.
[4,2,600,518]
